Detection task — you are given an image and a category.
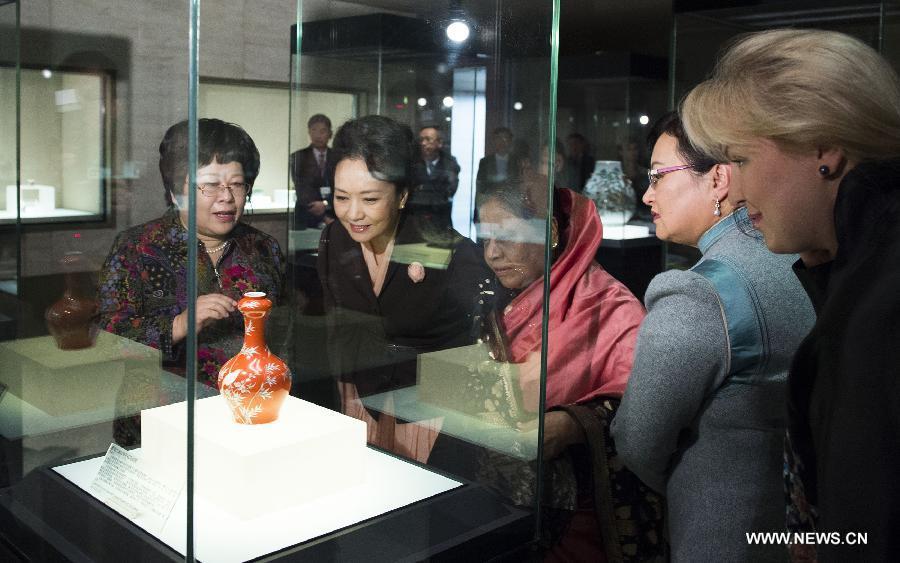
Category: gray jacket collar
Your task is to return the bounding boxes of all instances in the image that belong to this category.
[698,207,749,254]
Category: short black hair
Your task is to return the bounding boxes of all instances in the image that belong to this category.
[646,111,719,174]
[307,114,332,129]
[492,127,513,138]
[159,118,260,206]
[418,124,443,137]
[333,115,416,193]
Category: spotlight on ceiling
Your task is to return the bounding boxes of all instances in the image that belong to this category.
[446,20,470,43]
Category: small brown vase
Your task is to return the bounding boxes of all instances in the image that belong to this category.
[45,252,99,350]
[217,292,292,424]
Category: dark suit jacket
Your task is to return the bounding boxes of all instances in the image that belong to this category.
[410,152,461,209]
[317,215,491,402]
[786,159,900,562]
[476,153,518,194]
[290,145,338,228]
[566,154,596,193]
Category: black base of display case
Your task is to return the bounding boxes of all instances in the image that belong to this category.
[0,462,535,562]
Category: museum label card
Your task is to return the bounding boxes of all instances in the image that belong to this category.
[89,443,182,533]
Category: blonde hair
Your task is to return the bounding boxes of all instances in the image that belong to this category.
[681,29,900,163]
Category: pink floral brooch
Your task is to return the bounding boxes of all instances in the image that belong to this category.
[407,261,425,283]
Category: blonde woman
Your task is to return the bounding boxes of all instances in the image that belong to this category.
[681,29,900,561]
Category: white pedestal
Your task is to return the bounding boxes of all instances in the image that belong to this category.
[140,396,366,519]
[55,445,461,563]
[0,331,161,418]
[5,183,56,214]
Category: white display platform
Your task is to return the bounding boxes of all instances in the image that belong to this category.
[54,445,461,563]
[601,224,651,240]
[288,228,324,252]
[391,243,453,270]
[141,396,367,519]
[0,208,95,220]
[0,331,161,424]
[362,387,540,461]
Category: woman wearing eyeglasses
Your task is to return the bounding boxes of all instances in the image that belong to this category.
[610,112,815,562]
[98,118,285,395]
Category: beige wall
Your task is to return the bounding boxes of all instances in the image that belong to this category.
[16,0,381,275]
[199,82,355,199]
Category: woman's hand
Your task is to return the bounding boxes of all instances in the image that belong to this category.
[171,293,237,343]
[542,410,585,460]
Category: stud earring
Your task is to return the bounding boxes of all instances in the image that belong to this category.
[713,199,721,217]
[818,165,831,176]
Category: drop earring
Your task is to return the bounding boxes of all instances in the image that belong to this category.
[713,199,721,217]
[818,165,831,176]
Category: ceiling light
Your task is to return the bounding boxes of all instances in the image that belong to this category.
[446,21,470,43]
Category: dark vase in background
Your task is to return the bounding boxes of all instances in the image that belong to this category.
[45,251,99,350]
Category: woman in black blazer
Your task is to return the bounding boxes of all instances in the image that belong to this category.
[317,115,490,462]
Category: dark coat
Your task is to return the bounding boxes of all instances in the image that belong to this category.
[290,145,338,228]
[476,153,518,194]
[317,215,491,402]
[410,152,460,209]
[786,158,900,562]
[565,154,596,193]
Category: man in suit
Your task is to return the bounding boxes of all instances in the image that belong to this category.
[565,132,595,193]
[410,125,460,238]
[290,114,339,228]
[476,127,516,196]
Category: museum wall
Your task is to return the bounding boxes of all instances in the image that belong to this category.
[14,0,386,277]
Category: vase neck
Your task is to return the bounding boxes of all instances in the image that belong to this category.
[242,312,267,349]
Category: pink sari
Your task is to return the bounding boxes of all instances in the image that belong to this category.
[501,188,645,408]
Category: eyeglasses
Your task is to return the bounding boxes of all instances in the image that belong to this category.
[647,164,693,186]
[197,182,249,198]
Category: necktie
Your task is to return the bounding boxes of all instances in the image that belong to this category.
[316,151,326,177]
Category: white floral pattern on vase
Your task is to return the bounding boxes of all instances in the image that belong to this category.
[217,292,292,424]
[583,160,635,227]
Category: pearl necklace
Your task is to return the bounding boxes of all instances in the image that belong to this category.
[204,240,229,254]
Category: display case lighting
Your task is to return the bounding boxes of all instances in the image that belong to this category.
[446,20,470,43]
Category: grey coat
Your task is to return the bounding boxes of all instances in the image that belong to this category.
[611,209,815,562]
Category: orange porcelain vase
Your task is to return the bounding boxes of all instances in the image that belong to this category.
[217,292,292,424]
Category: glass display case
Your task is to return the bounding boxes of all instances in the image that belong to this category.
[0,1,565,561]
[3,1,894,560]
[664,0,900,271]
[555,52,669,299]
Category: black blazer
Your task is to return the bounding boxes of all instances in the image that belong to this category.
[290,145,338,227]
[476,153,519,194]
[410,151,461,208]
[317,215,491,401]
[787,159,900,561]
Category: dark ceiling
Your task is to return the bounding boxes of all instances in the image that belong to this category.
[313,0,674,57]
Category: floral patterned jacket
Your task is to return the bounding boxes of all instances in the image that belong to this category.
[98,207,285,386]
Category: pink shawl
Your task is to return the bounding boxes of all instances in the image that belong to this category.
[502,189,645,409]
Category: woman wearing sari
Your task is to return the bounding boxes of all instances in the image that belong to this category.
[477,185,665,561]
